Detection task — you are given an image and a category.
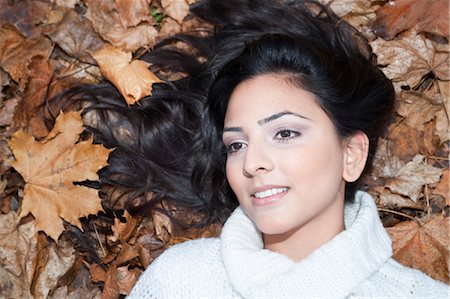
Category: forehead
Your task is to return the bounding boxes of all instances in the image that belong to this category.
[224,74,320,124]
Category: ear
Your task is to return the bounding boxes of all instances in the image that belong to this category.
[342,131,369,182]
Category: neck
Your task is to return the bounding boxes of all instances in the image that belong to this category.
[263,195,345,262]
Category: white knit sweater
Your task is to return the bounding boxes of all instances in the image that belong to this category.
[128,191,449,298]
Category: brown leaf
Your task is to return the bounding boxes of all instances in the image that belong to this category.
[0,97,19,127]
[0,24,53,89]
[387,214,449,283]
[113,0,153,28]
[151,208,173,243]
[84,0,158,52]
[92,263,141,299]
[162,0,190,24]
[92,45,162,105]
[109,211,138,243]
[0,0,52,37]
[318,0,380,32]
[433,170,449,206]
[386,122,422,162]
[384,155,443,202]
[31,233,76,298]
[371,31,449,87]
[373,0,449,40]
[9,111,111,241]
[0,212,36,299]
[375,189,424,210]
[12,56,55,138]
[44,11,106,64]
[396,91,442,131]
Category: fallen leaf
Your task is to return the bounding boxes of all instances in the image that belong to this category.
[92,45,162,105]
[109,211,138,243]
[31,233,76,298]
[0,24,53,89]
[396,91,442,131]
[0,0,52,37]
[44,11,106,64]
[162,0,190,24]
[84,0,158,52]
[113,0,153,28]
[318,0,380,32]
[375,189,424,210]
[0,212,36,299]
[91,263,141,299]
[386,122,422,162]
[371,31,449,87]
[387,214,449,283]
[12,56,55,138]
[433,170,449,206]
[9,111,111,241]
[152,208,172,243]
[373,0,449,40]
[0,97,19,127]
[384,155,443,201]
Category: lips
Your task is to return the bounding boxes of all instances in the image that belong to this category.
[251,186,289,206]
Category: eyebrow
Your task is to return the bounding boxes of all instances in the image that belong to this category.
[222,110,310,133]
[257,111,309,125]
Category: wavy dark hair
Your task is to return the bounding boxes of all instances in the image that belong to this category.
[52,0,394,225]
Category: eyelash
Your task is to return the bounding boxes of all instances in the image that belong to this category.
[225,129,300,154]
[274,129,301,142]
[226,142,246,154]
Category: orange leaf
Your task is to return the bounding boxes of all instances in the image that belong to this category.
[373,0,449,40]
[162,0,190,24]
[9,111,111,241]
[387,214,449,283]
[92,45,162,105]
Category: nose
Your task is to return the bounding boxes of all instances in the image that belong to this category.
[243,142,274,177]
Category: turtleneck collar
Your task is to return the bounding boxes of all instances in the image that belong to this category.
[220,191,393,298]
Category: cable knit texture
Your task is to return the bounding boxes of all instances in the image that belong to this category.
[128,191,449,298]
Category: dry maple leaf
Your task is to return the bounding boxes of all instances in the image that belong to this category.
[84,0,158,52]
[92,45,162,105]
[383,155,443,202]
[373,0,449,40]
[9,111,111,241]
[0,24,53,89]
[387,214,449,283]
[162,0,190,24]
[371,31,449,88]
[44,11,106,65]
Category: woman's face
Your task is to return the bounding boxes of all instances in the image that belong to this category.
[222,74,348,238]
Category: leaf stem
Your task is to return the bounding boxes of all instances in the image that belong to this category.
[378,207,422,225]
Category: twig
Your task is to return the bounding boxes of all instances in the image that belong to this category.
[378,208,422,225]
[92,222,106,258]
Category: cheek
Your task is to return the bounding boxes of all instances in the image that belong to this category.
[225,160,240,194]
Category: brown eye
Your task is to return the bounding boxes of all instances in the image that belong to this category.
[275,129,300,140]
[227,142,246,153]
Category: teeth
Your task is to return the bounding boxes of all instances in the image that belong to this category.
[253,188,288,199]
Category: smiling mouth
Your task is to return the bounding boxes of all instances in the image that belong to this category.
[252,187,289,199]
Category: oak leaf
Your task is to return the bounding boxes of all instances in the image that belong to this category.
[387,214,449,283]
[9,111,111,241]
[92,45,162,105]
[373,0,449,40]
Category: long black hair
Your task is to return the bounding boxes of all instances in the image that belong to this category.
[52,0,394,225]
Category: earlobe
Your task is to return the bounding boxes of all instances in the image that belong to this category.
[342,131,369,182]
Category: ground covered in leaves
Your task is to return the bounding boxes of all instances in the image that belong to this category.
[0,0,449,298]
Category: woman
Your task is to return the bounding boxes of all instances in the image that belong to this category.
[124,0,449,298]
